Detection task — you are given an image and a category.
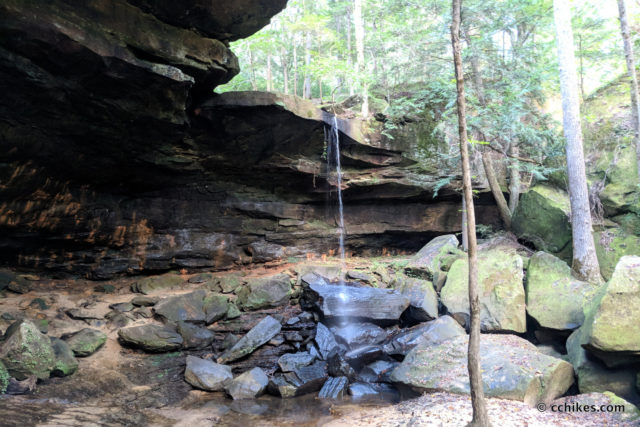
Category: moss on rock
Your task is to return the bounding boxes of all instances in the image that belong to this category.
[594,229,640,280]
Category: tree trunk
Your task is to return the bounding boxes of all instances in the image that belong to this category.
[266,53,273,92]
[481,151,512,230]
[553,0,602,282]
[248,47,257,90]
[462,196,469,251]
[319,79,323,102]
[281,47,289,94]
[617,0,640,182]
[508,143,521,214]
[451,1,490,425]
[304,32,312,99]
[354,0,368,116]
[293,43,298,97]
[347,8,354,96]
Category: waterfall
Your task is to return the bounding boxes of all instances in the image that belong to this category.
[326,115,346,263]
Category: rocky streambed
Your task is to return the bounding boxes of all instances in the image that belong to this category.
[0,233,639,426]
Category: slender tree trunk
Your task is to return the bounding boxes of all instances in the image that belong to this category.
[281,47,289,94]
[481,151,512,230]
[617,0,640,181]
[304,32,312,99]
[578,35,585,100]
[451,1,490,425]
[347,9,354,96]
[462,196,469,251]
[319,79,323,102]
[553,0,602,282]
[248,47,257,90]
[354,0,368,116]
[293,43,298,97]
[266,53,273,92]
[508,143,521,214]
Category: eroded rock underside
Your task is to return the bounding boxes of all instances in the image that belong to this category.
[0,0,499,279]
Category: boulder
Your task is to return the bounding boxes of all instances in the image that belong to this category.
[344,345,384,368]
[441,248,526,332]
[64,328,107,357]
[237,273,292,310]
[391,334,574,406]
[526,252,601,330]
[184,355,233,391]
[50,338,78,377]
[153,290,207,324]
[314,323,340,360]
[358,360,398,383]
[217,315,281,363]
[278,352,316,372]
[395,277,439,322]
[383,315,466,357]
[405,234,461,282]
[203,294,229,323]
[318,376,348,399]
[512,184,572,254]
[301,283,410,325]
[566,327,639,403]
[131,296,158,307]
[582,256,640,364]
[331,322,387,349]
[225,367,269,400]
[594,229,640,280]
[217,273,245,294]
[132,274,184,294]
[0,319,55,380]
[327,353,356,381]
[117,324,183,352]
[348,382,382,399]
[281,361,328,396]
[176,321,216,350]
[268,375,299,398]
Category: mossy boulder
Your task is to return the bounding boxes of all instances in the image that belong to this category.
[118,324,183,352]
[594,229,640,280]
[566,326,639,403]
[441,248,526,332]
[65,328,107,357]
[582,256,640,364]
[595,144,639,215]
[0,319,55,380]
[395,276,438,322]
[217,273,245,294]
[526,252,601,330]
[391,334,574,406]
[512,184,572,255]
[50,337,78,377]
[237,273,292,310]
[202,294,229,323]
[131,273,184,294]
[405,235,461,278]
[153,290,208,324]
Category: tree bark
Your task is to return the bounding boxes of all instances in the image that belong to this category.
[508,143,521,214]
[462,196,469,251]
[481,151,512,230]
[304,32,312,99]
[266,53,273,92]
[617,0,640,182]
[354,0,368,116]
[248,47,257,90]
[553,0,602,282]
[281,47,289,94]
[347,8,354,96]
[293,43,298,96]
[451,1,490,425]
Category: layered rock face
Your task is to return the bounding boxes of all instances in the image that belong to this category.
[0,1,499,279]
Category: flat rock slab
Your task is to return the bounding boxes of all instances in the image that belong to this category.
[118,324,183,352]
[331,322,387,349]
[318,376,348,399]
[217,315,281,364]
[225,367,269,400]
[153,290,207,324]
[391,334,574,406]
[301,283,410,325]
[344,345,384,368]
[315,322,340,360]
[64,328,107,357]
[184,355,233,391]
[237,273,292,310]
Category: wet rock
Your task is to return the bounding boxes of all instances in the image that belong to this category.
[132,274,184,294]
[349,382,380,399]
[344,346,384,368]
[301,283,410,325]
[5,375,37,395]
[383,315,466,357]
[347,270,374,284]
[153,290,207,324]
[217,315,282,364]
[300,273,330,288]
[236,273,292,310]
[318,376,348,399]
[131,296,158,307]
[64,328,107,357]
[331,323,387,349]
[229,399,269,415]
[327,353,356,381]
[225,367,269,400]
[278,352,316,372]
[49,338,78,377]
[282,361,328,396]
[314,323,339,360]
[203,294,229,323]
[396,277,439,322]
[184,355,233,391]
[405,234,461,280]
[391,334,574,406]
[176,321,215,350]
[441,248,526,333]
[566,326,639,403]
[268,374,298,398]
[526,252,600,330]
[0,319,55,380]
[581,256,640,366]
[359,360,399,383]
[117,324,183,352]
